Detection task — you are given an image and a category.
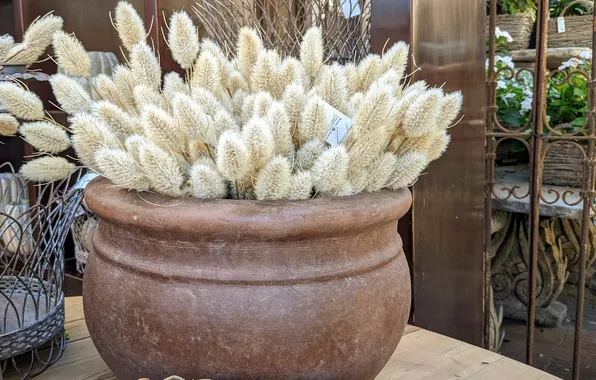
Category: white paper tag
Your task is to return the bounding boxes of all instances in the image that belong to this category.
[557,17,566,33]
[323,102,353,147]
[72,173,100,191]
[341,0,361,18]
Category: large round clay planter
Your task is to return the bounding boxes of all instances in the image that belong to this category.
[83,177,412,380]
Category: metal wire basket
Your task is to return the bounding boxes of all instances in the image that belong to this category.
[71,205,97,274]
[0,162,85,378]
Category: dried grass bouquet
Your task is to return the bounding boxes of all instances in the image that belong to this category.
[0,1,463,201]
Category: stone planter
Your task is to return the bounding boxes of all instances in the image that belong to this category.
[83,177,412,380]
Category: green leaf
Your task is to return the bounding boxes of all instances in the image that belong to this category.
[571,117,585,126]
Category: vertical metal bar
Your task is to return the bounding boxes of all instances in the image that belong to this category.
[526,0,549,365]
[571,11,596,380]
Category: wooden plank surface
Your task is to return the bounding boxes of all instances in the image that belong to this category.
[6,297,560,380]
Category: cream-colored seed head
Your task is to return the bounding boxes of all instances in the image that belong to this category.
[295,139,325,171]
[138,141,185,197]
[168,11,199,69]
[347,92,364,118]
[376,69,402,94]
[242,118,274,169]
[318,63,348,114]
[187,139,210,161]
[49,74,93,115]
[112,66,137,111]
[201,38,231,82]
[344,63,359,97]
[240,93,256,124]
[255,156,292,200]
[351,85,393,140]
[20,156,75,183]
[382,41,409,80]
[252,92,274,119]
[300,27,324,82]
[213,109,239,141]
[427,131,451,161]
[93,101,140,141]
[357,54,382,93]
[124,134,147,163]
[192,88,222,116]
[298,96,327,143]
[216,130,250,182]
[287,171,313,200]
[401,88,443,137]
[227,71,249,95]
[52,31,90,78]
[366,152,398,192]
[266,102,293,156]
[0,83,44,120]
[252,49,281,98]
[130,43,162,90]
[20,121,71,154]
[190,163,228,199]
[282,83,305,129]
[0,34,14,60]
[163,72,189,98]
[142,104,186,153]
[171,93,215,145]
[236,28,262,88]
[94,74,124,107]
[394,133,434,156]
[387,151,428,190]
[402,80,428,98]
[133,85,164,110]
[95,148,149,190]
[438,91,463,129]
[5,14,63,65]
[192,51,221,95]
[70,113,119,168]
[311,146,350,195]
[114,1,146,52]
[278,58,304,94]
[0,114,19,136]
[348,131,390,173]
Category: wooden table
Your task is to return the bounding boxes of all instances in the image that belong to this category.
[8,297,560,380]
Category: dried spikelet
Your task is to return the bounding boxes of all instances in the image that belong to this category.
[402,80,428,98]
[236,28,262,88]
[252,92,274,119]
[366,152,398,192]
[278,58,304,93]
[130,43,162,90]
[171,93,216,145]
[318,63,348,114]
[0,114,19,136]
[348,132,389,173]
[357,54,382,93]
[216,130,250,182]
[94,74,124,106]
[49,74,93,115]
[266,102,292,156]
[394,134,434,156]
[255,156,292,200]
[139,141,185,197]
[114,1,146,52]
[124,134,147,163]
[201,38,231,83]
[192,155,217,169]
[388,134,405,153]
[347,92,364,118]
[344,63,359,97]
[427,131,451,161]
[190,163,227,199]
[252,49,280,97]
[133,85,164,110]
[142,105,186,153]
[282,83,306,129]
[20,156,75,182]
[227,71,249,95]
[95,148,149,190]
[240,93,256,124]
[295,139,325,171]
[0,82,44,120]
[349,170,370,192]
[0,34,15,60]
[20,121,71,154]
[401,89,443,137]
[298,96,327,143]
[5,14,63,64]
[213,109,239,141]
[70,113,119,168]
[168,11,199,69]
[188,139,210,161]
[387,151,428,190]
[242,118,274,169]
[93,101,140,140]
[311,146,350,195]
[163,72,189,98]
[382,41,409,80]
[192,51,221,95]
[287,171,313,200]
[112,66,137,110]
[192,88,222,116]
[52,31,90,78]
[300,27,324,82]
[350,85,393,140]
[437,91,463,129]
[377,69,402,94]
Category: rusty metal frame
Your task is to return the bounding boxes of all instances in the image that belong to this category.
[486,1,596,378]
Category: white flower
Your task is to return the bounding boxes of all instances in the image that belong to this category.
[495,55,514,69]
[520,96,533,115]
[495,27,513,43]
[497,80,507,89]
[486,58,490,71]
[579,51,592,61]
[559,57,583,70]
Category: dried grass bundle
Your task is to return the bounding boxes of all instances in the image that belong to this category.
[95,148,149,190]
[52,31,90,78]
[0,83,44,120]
[5,14,63,65]
[20,156,75,182]
[0,34,15,60]
[20,121,71,154]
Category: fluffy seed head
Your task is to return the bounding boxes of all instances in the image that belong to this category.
[298,96,327,143]
[94,74,124,107]
[5,14,63,64]
[20,121,71,154]
[282,83,306,128]
[213,109,239,141]
[201,38,231,82]
[112,65,137,110]
[227,71,249,95]
[242,118,274,169]
[134,85,164,110]
[142,104,186,153]
[300,27,324,80]
[0,34,15,61]
[365,152,398,192]
[266,102,293,155]
[278,58,304,93]
[124,134,147,162]
[192,87,222,116]
[130,43,162,90]
[138,141,185,197]
[402,88,444,137]
[318,63,348,114]
[387,151,428,190]
[171,93,216,145]
[70,113,119,168]
[311,146,350,195]
[427,131,451,161]
[347,92,364,117]
[382,41,409,80]
[357,54,382,93]
[190,163,228,199]
[163,72,188,97]
[255,156,292,200]
[240,93,256,124]
[50,74,93,115]
[351,85,393,139]
[252,49,280,97]
[0,114,19,136]
[20,156,75,183]
[114,1,146,52]
[438,91,463,129]
[252,92,274,119]
[236,28,263,88]
[0,83,44,120]
[344,63,359,96]
[287,171,313,200]
[192,51,221,95]
[216,130,250,181]
[168,11,199,69]
[52,31,90,78]
[93,101,140,141]
[296,139,326,171]
[95,148,149,190]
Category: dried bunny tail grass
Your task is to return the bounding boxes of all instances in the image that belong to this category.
[255,156,292,200]
[266,102,293,156]
[295,139,325,171]
[114,1,146,52]
[163,72,188,97]
[112,65,137,110]
[252,49,281,98]
[300,26,324,82]
[171,93,215,145]
[298,96,327,144]
[382,41,409,79]
[192,87,222,116]
[216,130,250,182]
[130,43,162,90]
[252,92,274,119]
[213,109,239,141]
[49,74,93,115]
[402,88,444,137]
[347,92,364,118]
[394,133,434,156]
[344,63,359,97]
[357,54,382,93]
[377,69,403,95]
[201,38,232,83]
[318,63,348,114]
[438,91,463,129]
[282,83,305,129]
[402,80,428,98]
[93,101,140,140]
[52,31,90,78]
[188,139,211,161]
[239,93,256,124]
[0,82,44,120]
[139,141,185,197]
[190,162,228,199]
[192,154,217,169]
[227,71,249,95]
[20,156,75,183]
[191,51,221,95]
[134,85,164,110]
[0,114,19,136]
[0,34,15,60]
[242,117,274,169]
[168,11,199,69]
[95,148,149,190]
[427,131,451,162]
[236,27,262,88]
[70,113,119,168]
[288,170,313,200]
[278,58,304,93]
[142,104,186,152]
[386,151,428,190]
[365,152,398,192]
[95,74,124,106]
[350,85,394,140]
[124,134,147,162]
[311,146,350,195]
[348,131,390,174]
[20,121,71,154]
[5,14,63,65]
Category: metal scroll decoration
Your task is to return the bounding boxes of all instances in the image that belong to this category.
[0,162,85,378]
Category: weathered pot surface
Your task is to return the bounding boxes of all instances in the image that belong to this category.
[83,177,412,380]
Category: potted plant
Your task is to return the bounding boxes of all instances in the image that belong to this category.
[0,2,463,379]
[548,0,593,49]
[486,0,537,50]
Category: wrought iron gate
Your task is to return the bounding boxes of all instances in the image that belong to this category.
[486,0,595,378]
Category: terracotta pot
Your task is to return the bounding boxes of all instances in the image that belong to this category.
[83,177,412,380]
